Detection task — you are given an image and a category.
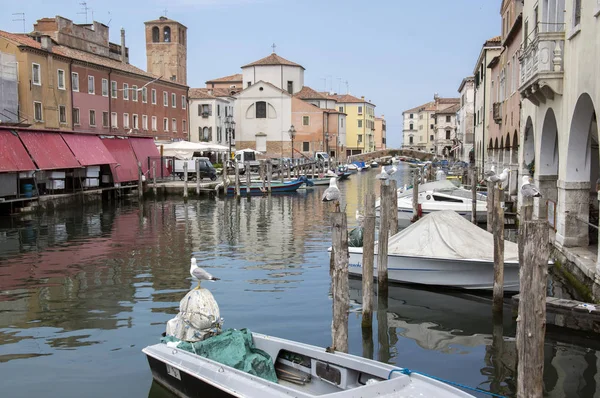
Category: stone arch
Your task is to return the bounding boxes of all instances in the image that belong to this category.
[504,133,511,167]
[565,93,597,181]
[523,116,535,175]
[163,26,171,42]
[539,108,559,176]
[511,131,518,164]
[152,26,159,42]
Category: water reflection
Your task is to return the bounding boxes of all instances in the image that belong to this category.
[0,166,598,398]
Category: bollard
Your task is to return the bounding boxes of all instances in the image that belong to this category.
[492,186,505,314]
[331,211,349,353]
[516,220,549,398]
[183,161,188,199]
[362,193,376,328]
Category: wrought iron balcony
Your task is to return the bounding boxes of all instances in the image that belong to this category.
[519,23,565,105]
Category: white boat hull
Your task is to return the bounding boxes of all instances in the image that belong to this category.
[347,247,520,291]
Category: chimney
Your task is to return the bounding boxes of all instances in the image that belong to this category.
[120,28,126,64]
[40,35,53,52]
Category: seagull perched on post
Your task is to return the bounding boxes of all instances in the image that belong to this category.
[486,168,510,186]
[484,165,496,179]
[190,258,220,289]
[376,166,389,180]
[520,176,542,198]
[322,177,341,211]
[387,165,397,176]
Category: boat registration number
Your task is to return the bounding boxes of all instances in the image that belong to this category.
[166,364,181,380]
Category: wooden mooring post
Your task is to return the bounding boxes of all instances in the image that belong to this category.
[245,161,251,196]
[279,159,284,183]
[516,220,549,398]
[362,193,376,328]
[378,183,391,296]
[183,161,188,199]
[388,179,398,236]
[138,161,144,200]
[287,161,291,180]
[266,161,272,194]
[331,211,349,353]
[486,181,495,232]
[152,161,157,196]
[411,172,420,222]
[260,161,266,193]
[195,159,201,196]
[471,166,477,224]
[234,161,241,198]
[492,186,505,313]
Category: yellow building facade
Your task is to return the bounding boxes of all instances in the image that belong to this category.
[334,94,376,155]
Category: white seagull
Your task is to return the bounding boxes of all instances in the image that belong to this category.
[486,168,510,185]
[376,166,389,180]
[355,209,365,226]
[118,75,163,91]
[387,165,398,176]
[520,176,542,198]
[322,177,341,211]
[483,165,496,179]
[190,257,220,289]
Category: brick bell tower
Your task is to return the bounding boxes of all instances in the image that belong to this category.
[144,16,187,85]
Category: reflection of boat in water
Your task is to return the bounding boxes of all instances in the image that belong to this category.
[348,278,515,345]
[226,177,310,196]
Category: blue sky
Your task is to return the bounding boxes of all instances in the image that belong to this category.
[2,0,501,148]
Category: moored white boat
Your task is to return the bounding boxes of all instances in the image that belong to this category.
[143,332,475,397]
[344,211,532,291]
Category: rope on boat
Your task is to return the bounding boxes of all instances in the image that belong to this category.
[388,368,507,398]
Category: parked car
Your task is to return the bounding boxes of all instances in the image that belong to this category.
[174,157,217,181]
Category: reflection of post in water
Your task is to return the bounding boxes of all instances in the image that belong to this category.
[361,318,374,360]
[377,287,390,364]
[489,310,505,395]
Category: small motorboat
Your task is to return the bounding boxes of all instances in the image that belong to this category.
[345,210,529,291]
[345,163,359,173]
[370,161,379,168]
[143,331,475,397]
[226,177,311,196]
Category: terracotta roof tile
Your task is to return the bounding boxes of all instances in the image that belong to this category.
[334,94,375,105]
[435,104,460,114]
[404,101,435,113]
[205,73,243,84]
[294,86,327,100]
[242,53,304,69]
[0,30,66,55]
[189,87,239,99]
[144,17,186,27]
[436,97,460,105]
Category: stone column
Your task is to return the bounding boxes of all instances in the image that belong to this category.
[534,175,558,220]
[555,180,591,248]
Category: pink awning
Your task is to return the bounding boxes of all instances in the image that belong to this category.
[0,130,36,172]
[18,131,81,170]
[62,134,117,166]
[101,138,139,183]
[129,137,161,175]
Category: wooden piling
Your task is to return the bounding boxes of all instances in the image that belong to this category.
[312,162,316,179]
[378,183,390,295]
[245,161,251,196]
[195,159,201,196]
[388,179,398,236]
[279,159,284,183]
[411,172,420,222]
[287,160,291,179]
[223,167,229,194]
[183,161,188,199]
[486,181,495,232]
[266,161,272,194]
[516,220,549,398]
[138,161,144,200]
[331,211,349,353]
[362,193,376,328]
[152,161,157,196]
[471,166,477,224]
[234,161,241,198]
[492,186,505,314]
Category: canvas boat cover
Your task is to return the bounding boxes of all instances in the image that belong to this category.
[381,210,519,262]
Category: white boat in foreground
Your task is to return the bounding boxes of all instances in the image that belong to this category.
[347,211,525,291]
[143,331,474,397]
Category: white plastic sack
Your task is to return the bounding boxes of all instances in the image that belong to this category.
[166,288,222,342]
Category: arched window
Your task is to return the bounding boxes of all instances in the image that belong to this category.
[164,26,171,43]
[152,26,159,42]
[256,101,266,119]
[202,127,209,141]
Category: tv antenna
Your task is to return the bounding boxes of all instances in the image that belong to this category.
[12,13,25,33]
[78,2,91,24]
[320,77,327,92]
[336,77,342,94]
[344,80,349,94]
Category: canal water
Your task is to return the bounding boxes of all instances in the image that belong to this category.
[1,165,599,397]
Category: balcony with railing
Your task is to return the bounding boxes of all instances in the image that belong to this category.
[519,22,565,105]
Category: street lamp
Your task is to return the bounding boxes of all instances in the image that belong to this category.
[288,125,296,162]
[225,115,235,162]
